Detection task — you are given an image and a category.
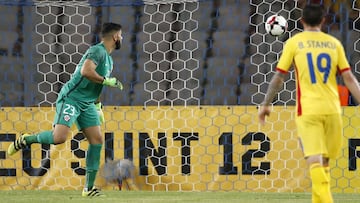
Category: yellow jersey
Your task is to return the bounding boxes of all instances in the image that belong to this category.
[276,31,350,116]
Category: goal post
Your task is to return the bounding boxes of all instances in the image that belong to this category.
[0,0,359,195]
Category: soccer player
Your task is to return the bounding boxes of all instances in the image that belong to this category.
[258,4,360,203]
[7,22,124,197]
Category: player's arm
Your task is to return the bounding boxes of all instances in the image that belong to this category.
[337,40,360,104]
[258,71,286,125]
[80,59,104,84]
[342,70,360,104]
[81,59,123,89]
[262,71,285,105]
[259,38,293,124]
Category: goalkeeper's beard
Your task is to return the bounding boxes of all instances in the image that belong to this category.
[115,39,121,50]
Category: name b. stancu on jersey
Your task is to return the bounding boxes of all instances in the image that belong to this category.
[298,40,336,49]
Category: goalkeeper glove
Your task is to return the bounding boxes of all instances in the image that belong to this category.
[95,102,105,125]
[102,77,123,90]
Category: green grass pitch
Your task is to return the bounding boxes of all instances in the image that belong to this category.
[1,191,359,203]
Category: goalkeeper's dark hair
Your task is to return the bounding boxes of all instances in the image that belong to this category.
[101,22,122,37]
[302,4,325,26]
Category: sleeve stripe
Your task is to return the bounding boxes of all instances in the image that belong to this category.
[339,67,351,74]
[276,67,288,74]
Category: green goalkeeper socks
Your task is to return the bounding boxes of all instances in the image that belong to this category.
[85,144,102,190]
[36,131,55,144]
[24,131,54,144]
[25,134,102,190]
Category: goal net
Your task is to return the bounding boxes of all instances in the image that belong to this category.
[0,0,359,194]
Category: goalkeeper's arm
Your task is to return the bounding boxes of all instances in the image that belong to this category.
[80,59,106,83]
[80,59,123,90]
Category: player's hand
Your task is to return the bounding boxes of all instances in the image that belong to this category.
[258,105,271,125]
[103,77,123,90]
[95,102,105,125]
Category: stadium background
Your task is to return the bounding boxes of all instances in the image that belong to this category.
[0,0,360,193]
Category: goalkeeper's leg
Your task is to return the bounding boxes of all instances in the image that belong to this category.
[82,126,104,197]
[7,125,70,156]
[8,100,78,155]
[7,133,33,155]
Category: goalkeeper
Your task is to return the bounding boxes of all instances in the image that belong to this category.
[8,22,124,197]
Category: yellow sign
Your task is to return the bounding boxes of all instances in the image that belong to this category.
[0,106,359,192]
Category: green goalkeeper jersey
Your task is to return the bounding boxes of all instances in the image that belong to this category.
[57,43,113,105]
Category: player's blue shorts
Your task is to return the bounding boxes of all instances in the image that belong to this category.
[53,97,100,130]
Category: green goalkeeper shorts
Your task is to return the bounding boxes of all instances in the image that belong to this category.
[54,97,100,130]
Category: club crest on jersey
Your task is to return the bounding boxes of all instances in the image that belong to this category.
[63,115,71,122]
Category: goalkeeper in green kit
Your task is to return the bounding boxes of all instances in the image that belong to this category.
[8,22,123,197]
